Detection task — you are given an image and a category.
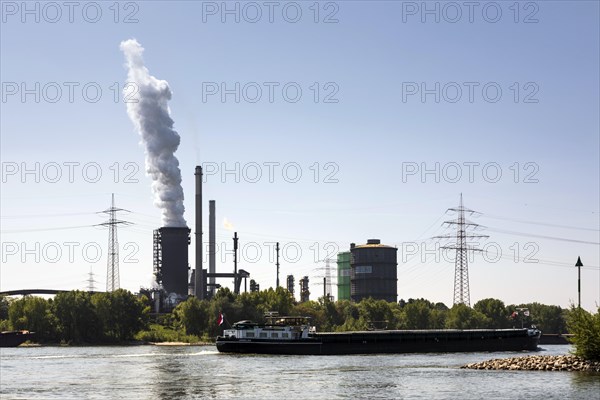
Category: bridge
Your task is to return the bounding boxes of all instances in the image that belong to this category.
[0,289,100,296]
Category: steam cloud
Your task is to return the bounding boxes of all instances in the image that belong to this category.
[120,39,186,227]
[223,217,234,231]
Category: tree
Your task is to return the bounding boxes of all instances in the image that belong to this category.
[403,300,432,329]
[474,298,509,328]
[0,295,10,321]
[92,289,148,341]
[53,291,100,343]
[567,306,600,361]
[357,298,394,329]
[260,287,294,316]
[8,296,56,341]
[293,300,327,329]
[527,303,567,333]
[174,297,210,336]
[445,304,489,329]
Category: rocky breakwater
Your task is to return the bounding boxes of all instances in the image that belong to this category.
[462,355,600,372]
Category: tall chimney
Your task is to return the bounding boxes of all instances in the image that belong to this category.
[233,232,239,294]
[209,200,216,297]
[194,166,203,299]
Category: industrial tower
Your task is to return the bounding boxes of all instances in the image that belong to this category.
[434,194,488,306]
[324,258,332,299]
[99,194,130,292]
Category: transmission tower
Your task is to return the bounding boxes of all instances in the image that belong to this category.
[98,194,131,292]
[434,194,488,306]
[86,265,98,292]
[314,258,336,301]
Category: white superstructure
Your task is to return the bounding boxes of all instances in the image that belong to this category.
[222,313,315,341]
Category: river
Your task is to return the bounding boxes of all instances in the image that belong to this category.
[1,345,598,399]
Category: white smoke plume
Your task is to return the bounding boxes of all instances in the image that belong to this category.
[120,39,186,227]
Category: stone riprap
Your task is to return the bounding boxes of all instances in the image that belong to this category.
[461,355,600,372]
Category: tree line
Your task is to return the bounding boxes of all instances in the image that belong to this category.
[0,287,586,344]
[0,290,148,344]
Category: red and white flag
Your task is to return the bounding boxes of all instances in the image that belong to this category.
[217,313,224,326]
[524,310,530,317]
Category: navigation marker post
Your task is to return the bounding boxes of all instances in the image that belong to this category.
[575,256,583,308]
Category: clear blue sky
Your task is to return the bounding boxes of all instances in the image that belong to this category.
[1,1,599,311]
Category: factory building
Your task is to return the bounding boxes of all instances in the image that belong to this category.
[350,239,397,303]
[336,252,351,301]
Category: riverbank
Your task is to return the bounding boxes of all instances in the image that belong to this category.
[462,355,600,372]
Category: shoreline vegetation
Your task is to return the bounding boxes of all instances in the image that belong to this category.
[2,288,599,366]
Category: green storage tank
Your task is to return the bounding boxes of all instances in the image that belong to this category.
[337,251,351,301]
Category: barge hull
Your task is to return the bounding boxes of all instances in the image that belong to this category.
[217,329,540,355]
[0,331,33,348]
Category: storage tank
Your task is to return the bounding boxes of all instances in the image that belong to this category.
[337,252,351,301]
[350,239,397,302]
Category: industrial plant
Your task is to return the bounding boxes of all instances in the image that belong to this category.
[146,160,403,310]
[116,39,461,311]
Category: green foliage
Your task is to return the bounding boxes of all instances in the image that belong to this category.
[91,289,149,342]
[445,304,490,329]
[0,295,10,320]
[173,297,209,335]
[474,298,509,329]
[6,290,148,344]
[403,300,433,329]
[8,296,56,341]
[292,300,327,328]
[567,306,600,361]
[0,319,11,331]
[522,303,567,333]
[3,289,572,344]
[135,324,200,343]
[52,291,100,343]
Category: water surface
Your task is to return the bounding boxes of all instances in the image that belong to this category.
[1,345,598,399]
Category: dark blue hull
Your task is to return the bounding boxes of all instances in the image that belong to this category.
[0,331,34,347]
[216,329,540,355]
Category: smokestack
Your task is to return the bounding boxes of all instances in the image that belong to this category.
[276,242,280,288]
[194,166,203,298]
[233,232,238,294]
[209,200,216,296]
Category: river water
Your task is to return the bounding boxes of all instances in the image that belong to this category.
[1,345,598,399]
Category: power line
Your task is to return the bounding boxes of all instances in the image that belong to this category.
[483,214,600,232]
[1,225,93,234]
[486,227,599,245]
[0,212,97,219]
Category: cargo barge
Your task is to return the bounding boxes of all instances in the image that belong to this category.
[216,315,541,355]
[0,330,34,348]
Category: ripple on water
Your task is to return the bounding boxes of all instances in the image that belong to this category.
[1,345,598,400]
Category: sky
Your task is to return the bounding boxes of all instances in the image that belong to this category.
[1,0,599,312]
